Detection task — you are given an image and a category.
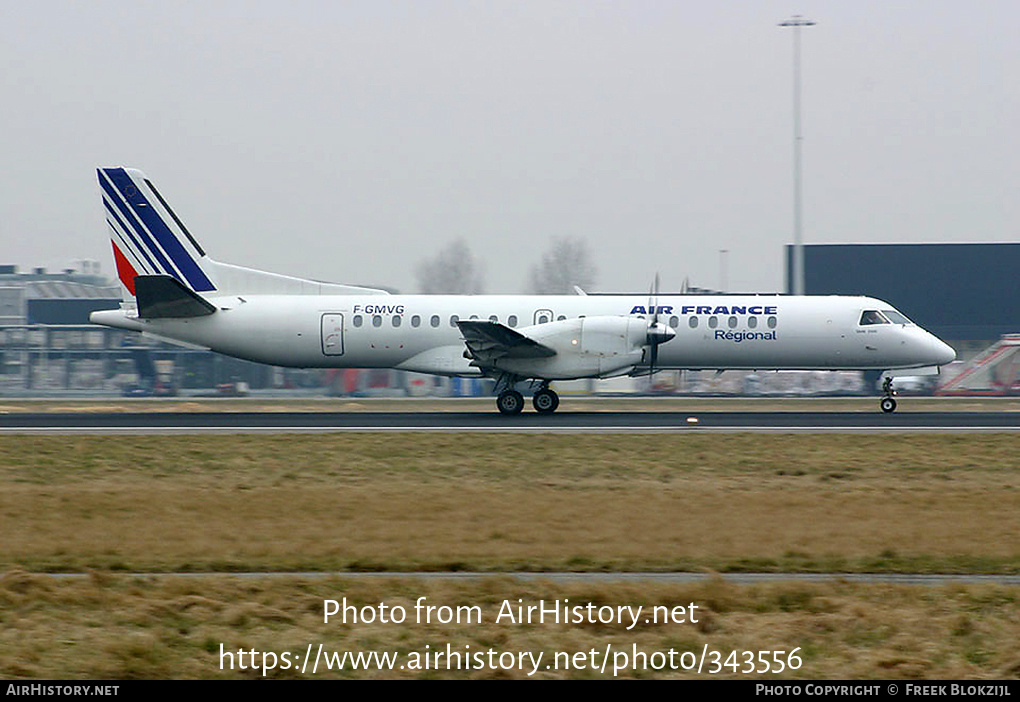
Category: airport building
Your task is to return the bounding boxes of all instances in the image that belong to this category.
[785,242,1020,348]
[3,243,1016,396]
[785,243,1020,394]
[0,264,303,395]
[0,264,435,397]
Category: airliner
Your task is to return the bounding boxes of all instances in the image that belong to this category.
[90,167,956,414]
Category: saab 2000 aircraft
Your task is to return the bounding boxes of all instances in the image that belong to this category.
[90,167,956,414]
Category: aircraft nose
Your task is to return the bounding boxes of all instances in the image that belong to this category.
[930,336,956,366]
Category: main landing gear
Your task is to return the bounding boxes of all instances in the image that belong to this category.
[532,386,560,414]
[496,390,525,415]
[495,383,560,415]
[880,377,898,414]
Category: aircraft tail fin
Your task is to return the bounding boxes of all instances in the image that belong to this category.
[98,167,217,298]
[99,166,391,299]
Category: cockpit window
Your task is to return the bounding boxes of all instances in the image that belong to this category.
[882,309,912,325]
[859,310,890,326]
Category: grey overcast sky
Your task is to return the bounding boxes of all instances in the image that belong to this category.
[1,1,1015,293]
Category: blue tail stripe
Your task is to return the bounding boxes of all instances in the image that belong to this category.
[103,169,216,292]
[104,201,158,275]
[99,173,183,285]
[107,218,154,275]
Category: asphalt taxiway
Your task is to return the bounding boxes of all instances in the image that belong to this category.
[2,410,1018,433]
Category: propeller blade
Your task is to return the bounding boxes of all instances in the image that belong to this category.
[638,273,675,380]
[648,272,661,325]
[647,273,664,379]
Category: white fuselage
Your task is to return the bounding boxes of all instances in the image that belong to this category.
[92,293,956,377]
[90,167,957,396]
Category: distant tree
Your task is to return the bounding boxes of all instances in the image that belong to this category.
[415,238,485,294]
[528,237,598,294]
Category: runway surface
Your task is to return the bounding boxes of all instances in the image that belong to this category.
[2,410,1019,433]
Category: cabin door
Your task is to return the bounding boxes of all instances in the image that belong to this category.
[321,314,345,356]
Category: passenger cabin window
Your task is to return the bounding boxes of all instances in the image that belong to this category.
[489,315,498,323]
[411,315,421,327]
[669,316,679,329]
[392,316,401,327]
[430,315,440,328]
[859,310,889,326]
[450,314,459,327]
[372,315,382,327]
[767,316,777,329]
[353,315,363,327]
[748,317,758,329]
[708,316,718,329]
[538,314,549,324]
[688,317,698,329]
[508,315,518,327]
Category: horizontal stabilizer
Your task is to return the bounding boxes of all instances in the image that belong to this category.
[135,275,217,319]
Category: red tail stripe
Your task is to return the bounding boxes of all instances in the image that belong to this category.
[111,241,139,295]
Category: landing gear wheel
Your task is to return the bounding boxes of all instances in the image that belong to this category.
[532,388,560,414]
[497,390,525,416]
[880,377,897,413]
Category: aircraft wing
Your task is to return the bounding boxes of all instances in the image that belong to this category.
[456,320,556,366]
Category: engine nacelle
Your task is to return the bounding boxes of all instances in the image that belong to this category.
[492,315,649,379]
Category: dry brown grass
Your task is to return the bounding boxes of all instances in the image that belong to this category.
[1,572,1017,679]
[1,434,1018,574]
[2,433,1019,679]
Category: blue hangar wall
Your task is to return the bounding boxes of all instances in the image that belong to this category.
[784,243,1020,342]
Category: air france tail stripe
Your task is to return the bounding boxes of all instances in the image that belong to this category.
[102,168,216,292]
[104,201,157,275]
[107,219,153,276]
[99,170,183,283]
[144,178,206,257]
[105,204,157,276]
[99,173,184,286]
[110,241,139,295]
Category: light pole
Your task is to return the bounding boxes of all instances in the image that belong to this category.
[779,15,815,296]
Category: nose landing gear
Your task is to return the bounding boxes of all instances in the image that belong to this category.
[880,377,897,413]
